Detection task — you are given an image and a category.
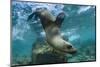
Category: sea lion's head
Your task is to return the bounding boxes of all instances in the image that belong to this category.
[48,35,77,54]
[28,8,77,54]
[59,40,77,54]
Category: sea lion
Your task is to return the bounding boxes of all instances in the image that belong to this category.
[28,8,77,54]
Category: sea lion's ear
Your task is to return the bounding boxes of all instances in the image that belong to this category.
[55,12,65,28]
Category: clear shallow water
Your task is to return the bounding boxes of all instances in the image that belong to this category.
[11,1,96,64]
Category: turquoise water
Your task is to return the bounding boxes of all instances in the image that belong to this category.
[11,1,96,65]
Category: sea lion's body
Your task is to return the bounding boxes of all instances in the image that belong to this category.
[28,8,76,54]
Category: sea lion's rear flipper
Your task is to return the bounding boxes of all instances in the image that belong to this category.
[27,8,47,21]
[55,12,65,28]
[27,12,35,21]
[27,11,39,21]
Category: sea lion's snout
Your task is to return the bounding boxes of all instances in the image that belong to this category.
[67,45,77,54]
[62,41,77,54]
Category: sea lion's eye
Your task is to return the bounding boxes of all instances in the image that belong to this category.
[67,45,72,49]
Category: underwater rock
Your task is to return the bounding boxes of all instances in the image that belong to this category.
[11,55,31,66]
[31,41,67,64]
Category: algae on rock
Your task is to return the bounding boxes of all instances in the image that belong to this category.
[31,41,67,64]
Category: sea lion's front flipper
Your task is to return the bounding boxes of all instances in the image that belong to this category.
[55,12,65,28]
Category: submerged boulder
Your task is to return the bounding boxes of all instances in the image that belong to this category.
[31,41,67,65]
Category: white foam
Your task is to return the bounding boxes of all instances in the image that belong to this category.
[77,6,91,14]
[40,31,46,37]
[69,34,80,41]
[12,1,65,40]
